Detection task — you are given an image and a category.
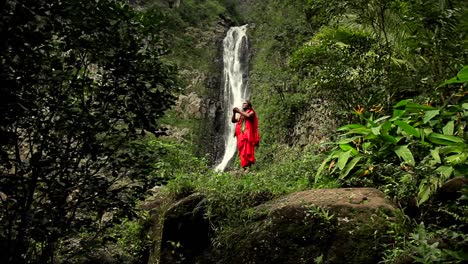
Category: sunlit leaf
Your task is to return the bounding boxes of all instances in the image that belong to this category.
[339,156,362,179]
[337,150,352,170]
[428,133,464,145]
[337,124,365,131]
[438,66,468,87]
[371,125,381,135]
[442,121,454,135]
[339,144,359,155]
[423,110,440,123]
[430,147,441,163]
[435,165,453,178]
[374,115,391,123]
[445,153,468,165]
[417,182,431,205]
[394,145,415,165]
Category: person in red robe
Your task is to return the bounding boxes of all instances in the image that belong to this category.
[232,100,260,170]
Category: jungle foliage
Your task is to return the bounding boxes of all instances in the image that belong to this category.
[247,0,467,146]
[0,0,179,263]
[1,0,467,263]
[240,0,467,262]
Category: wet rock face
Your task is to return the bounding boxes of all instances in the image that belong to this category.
[148,188,399,264]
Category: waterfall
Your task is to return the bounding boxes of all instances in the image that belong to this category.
[215,25,249,172]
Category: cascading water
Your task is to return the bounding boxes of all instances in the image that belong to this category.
[215,25,249,172]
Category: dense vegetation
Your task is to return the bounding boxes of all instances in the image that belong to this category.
[0,0,179,262]
[1,0,466,263]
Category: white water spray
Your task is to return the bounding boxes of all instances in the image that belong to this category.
[215,25,250,172]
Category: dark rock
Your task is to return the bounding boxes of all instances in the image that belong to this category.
[216,188,398,264]
[148,188,400,264]
[437,177,468,201]
[149,193,210,264]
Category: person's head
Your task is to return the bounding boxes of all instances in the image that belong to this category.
[242,100,252,111]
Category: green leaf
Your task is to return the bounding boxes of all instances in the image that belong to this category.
[417,182,432,205]
[338,136,361,144]
[362,142,373,151]
[371,125,381,135]
[435,165,453,178]
[393,100,408,109]
[423,110,440,123]
[439,145,464,155]
[391,110,405,121]
[315,151,339,183]
[339,144,359,155]
[374,116,390,123]
[337,150,352,170]
[445,153,468,165]
[430,148,441,163]
[380,134,398,144]
[462,103,468,110]
[394,145,415,165]
[393,120,420,137]
[344,127,371,135]
[337,124,365,131]
[438,66,468,87]
[374,115,391,123]
[381,121,392,134]
[442,121,454,135]
[428,133,464,146]
[339,156,362,179]
[405,102,437,112]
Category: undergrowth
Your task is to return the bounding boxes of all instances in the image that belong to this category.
[163,145,339,249]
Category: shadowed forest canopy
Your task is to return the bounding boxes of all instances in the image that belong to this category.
[0,0,467,263]
[0,0,179,262]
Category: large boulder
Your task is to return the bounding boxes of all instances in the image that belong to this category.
[147,193,210,264]
[219,188,398,264]
[148,188,399,264]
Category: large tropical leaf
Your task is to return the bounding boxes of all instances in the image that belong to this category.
[423,110,440,123]
[428,133,464,146]
[394,120,420,137]
[337,150,352,170]
[339,144,359,155]
[438,66,468,87]
[339,156,362,179]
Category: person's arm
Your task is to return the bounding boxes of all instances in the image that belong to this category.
[236,109,254,119]
[231,108,239,123]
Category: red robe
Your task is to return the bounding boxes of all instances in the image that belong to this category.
[235,109,260,168]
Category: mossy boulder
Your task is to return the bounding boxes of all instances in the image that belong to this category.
[212,188,398,264]
[148,188,399,264]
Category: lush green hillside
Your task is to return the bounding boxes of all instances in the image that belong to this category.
[162,0,468,263]
[0,0,466,263]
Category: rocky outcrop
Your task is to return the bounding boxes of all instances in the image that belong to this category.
[148,188,399,264]
[174,92,220,120]
[291,98,339,146]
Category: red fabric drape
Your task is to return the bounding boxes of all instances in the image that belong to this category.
[235,109,260,168]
